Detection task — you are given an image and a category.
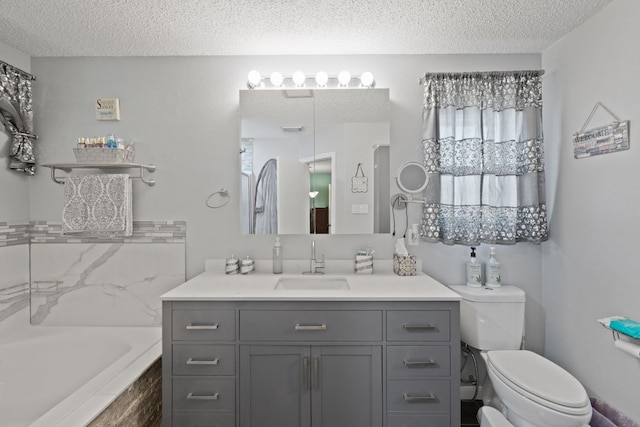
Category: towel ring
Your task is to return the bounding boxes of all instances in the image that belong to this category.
[206,189,230,209]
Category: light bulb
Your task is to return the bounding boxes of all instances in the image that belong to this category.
[338,70,351,87]
[247,70,262,88]
[309,191,319,198]
[315,71,329,87]
[292,70,306,87]
[360,72,375,88]
[270,72,284,87]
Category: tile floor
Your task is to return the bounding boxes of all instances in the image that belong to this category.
[461,400,483,426]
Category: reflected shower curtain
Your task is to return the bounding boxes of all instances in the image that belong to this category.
[421,71,548,245]
[0,63,36,175]
[253,158,278,234]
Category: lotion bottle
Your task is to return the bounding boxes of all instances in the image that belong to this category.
[273,237,283,274]
[486,247,501,288]
[466,247,482,287]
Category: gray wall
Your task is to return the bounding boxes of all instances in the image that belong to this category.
[542,0,640,421]
[0,41,31,222]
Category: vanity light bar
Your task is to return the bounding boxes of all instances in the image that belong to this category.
[247,70,375,89]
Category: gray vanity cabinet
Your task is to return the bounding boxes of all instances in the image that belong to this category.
[162,300,460,427]
[240,345,382,427]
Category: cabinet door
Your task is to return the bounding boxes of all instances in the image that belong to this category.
[240,345,311,427]
[311,346,382,427]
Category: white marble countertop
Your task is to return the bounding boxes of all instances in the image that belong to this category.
[161,259,461,302]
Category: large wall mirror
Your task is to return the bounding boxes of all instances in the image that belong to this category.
[240,88,390,235]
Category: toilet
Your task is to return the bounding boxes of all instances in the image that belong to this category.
[450,285,592,427]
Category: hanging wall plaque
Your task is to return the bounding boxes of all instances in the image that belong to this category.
[573,103,630,159]
[351,163,368,193]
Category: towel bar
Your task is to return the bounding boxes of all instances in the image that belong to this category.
[41,163,156,186]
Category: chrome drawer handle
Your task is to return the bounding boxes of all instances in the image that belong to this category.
[186,323,219,330]
[294,323,327,331]
[186,357,220,366]
[403,393,436,403]
[186,392,220,400]
[403,323,435,331]
[403,359,436,367]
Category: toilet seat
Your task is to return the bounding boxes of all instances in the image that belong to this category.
[487,350,591,417]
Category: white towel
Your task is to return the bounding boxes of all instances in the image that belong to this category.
[62,174,132,236]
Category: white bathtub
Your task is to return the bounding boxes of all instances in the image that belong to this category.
[0,326,161,427]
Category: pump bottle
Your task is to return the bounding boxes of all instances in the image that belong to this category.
[273,237,283,274]
[486,247,501,288]
[466,247,482,287]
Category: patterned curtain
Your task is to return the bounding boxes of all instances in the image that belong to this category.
[0,62,36,175]
[421,71,548,245]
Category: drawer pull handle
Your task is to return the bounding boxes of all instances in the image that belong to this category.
[313,357,320,389]
[403,393,436,403]
[186,392,220,400]
[403,359,436,367]
[186,323,219,330]
[186,357,220,366]
[294,323,327,331]
[403,323,435,331]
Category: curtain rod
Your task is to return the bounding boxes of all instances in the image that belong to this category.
[419,69,544,85]
[0,59,37,81]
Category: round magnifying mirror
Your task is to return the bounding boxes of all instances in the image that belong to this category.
[396,162,429,194]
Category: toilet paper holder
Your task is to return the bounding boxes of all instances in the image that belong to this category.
[598,316,640,359]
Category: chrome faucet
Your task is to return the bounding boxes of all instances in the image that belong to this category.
[303,239,325,275]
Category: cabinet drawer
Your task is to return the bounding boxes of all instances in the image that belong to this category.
[173,412,235,427]
[387,311,450,342]
[172,310,236,341]
[240,310,382,341]
[173,344,236,376]
[387,345,450,378]
[173,378,235,412]
[387,379,451,413]
[387,414,450,427]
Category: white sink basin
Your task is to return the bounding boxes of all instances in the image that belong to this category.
[274,276,350,290]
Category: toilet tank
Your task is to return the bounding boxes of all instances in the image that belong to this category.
[449,285,526,350]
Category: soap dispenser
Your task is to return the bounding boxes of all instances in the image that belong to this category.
[466,247,482,287]
[486,246,501,288]
[273,237,283,274]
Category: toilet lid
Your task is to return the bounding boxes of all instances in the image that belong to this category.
[487,350,590,413]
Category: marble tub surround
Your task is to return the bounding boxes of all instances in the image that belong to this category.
[31,242,185,326]
[163,259,459,301]
[0,243,30,334]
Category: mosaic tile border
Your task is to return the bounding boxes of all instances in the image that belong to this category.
[0,221,185,245]
[30,220,186,243]
[0,223,30,247]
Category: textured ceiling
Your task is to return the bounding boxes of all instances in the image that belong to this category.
[0,0,613,57]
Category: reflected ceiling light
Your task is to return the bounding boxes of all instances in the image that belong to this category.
[360,72,375,88]
[247,70,262,88]
[315,71,329,87]
[270,72,284,87]
[292,71,306,87]
[337,70,351,87]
